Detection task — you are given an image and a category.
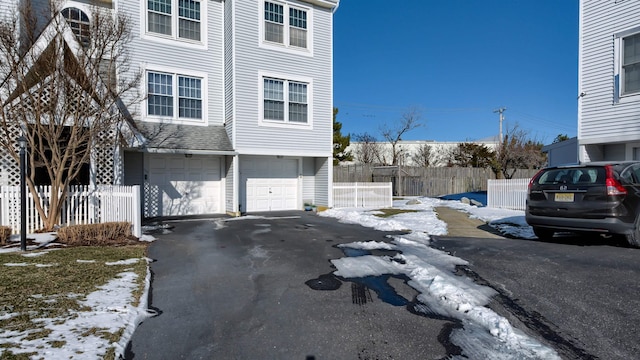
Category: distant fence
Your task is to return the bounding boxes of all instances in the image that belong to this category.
[333,182,393,208]
[334,165,538,197]
[487,179,530,211]
[0,185,141,237]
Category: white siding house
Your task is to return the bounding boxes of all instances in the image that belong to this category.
[579,0,640,162]
[226,0,336,213]
[0,0,338,217]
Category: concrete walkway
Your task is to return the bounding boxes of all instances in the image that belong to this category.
[435,207,504,238]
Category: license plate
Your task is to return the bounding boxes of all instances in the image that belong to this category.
[555,193,574,202]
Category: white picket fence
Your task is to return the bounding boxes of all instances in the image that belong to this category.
[0,185,141,237]
[487,178,530,211]
[333,182,393,208]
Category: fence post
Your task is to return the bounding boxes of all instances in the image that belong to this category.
[132,185,141,238]
[354,182,358,208]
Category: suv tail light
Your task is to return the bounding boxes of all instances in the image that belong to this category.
[528,169,545,193]
[605,165,627,196]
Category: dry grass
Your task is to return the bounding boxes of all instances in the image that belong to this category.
[0,226,11,245]
[0,245,148,359]
[374,208,420,218]
[56,222,135,246]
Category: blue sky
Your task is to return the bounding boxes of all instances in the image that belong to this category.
[333,0,579,143]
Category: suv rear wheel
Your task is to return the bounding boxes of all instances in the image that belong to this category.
[624,215,640,248]
[533,227,554,240]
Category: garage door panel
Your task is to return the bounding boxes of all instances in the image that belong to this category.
[146,155,222,216]
[241,158,299,212]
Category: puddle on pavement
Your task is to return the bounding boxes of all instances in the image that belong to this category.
[305,273,342,291]
[304,240,466,358]
[305,245,411,307]
[306,243,461,320]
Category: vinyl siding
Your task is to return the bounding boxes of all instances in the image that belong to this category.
[0,1,17,23]
[118,0,225,127]
[224,0,234,144]
[225,155,236,213]
[231,0,333,156]
[302,157,315,204]
[580,0,640,144]
[314,157,330,207]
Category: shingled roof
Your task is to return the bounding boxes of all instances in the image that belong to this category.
[134,121,234,153]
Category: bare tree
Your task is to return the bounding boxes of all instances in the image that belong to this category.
[411,143,432,167]
[0,0,140,231]
[495,125,546,179]
[352,132,382,165]
[380,107,422,165]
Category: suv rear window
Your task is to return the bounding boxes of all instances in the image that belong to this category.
[537,167,604,185]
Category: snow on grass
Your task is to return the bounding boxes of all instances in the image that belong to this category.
[106,258,142,266]
[322,197,559,359]
[0,232,58,254]
[1,262,153,359]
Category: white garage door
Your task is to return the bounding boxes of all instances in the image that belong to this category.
[147,154,222,216]
[241,157,299,212]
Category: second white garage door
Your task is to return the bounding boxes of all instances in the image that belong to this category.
[241,157,299,212]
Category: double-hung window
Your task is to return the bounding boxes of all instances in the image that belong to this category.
[288,81,308,123]
[264,2,284,44]
[146,0,202,43]
[178,76,202,119]
[262,1,310,52]
[263,77,309,124]
[623,33,640,95]
[147,70,203,122]
[289,8,307,48]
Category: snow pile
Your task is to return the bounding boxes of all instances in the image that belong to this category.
[323,198,559,359]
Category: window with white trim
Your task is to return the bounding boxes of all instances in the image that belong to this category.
[263,77,308,124]
[61,7,91,47]
[263,1,308,50]
[147,0,202,42]
[623,32,640,95]
[147,70,203,121]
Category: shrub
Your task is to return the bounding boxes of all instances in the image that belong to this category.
[0,226,11,245]
[57,222,135,246]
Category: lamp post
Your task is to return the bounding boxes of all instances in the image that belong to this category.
[18,135,27,251]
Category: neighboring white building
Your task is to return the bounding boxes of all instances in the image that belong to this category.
[345,138,500,167]
[542,137,578,167]
[0,0,338,216]
[579,0,640,162]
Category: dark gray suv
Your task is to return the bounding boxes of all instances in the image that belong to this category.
[525,161,640,247]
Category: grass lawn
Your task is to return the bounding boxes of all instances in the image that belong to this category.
[0,245,148,359]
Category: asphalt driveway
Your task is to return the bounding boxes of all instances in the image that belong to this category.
[126,212,454,359]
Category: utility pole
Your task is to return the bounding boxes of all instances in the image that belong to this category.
[493,107,506,142]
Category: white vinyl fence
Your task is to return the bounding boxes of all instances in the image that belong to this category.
[487,179,530,211]
[0,185,141,237]
[333,182,393,208]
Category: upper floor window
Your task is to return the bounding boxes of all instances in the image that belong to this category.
[623,33,640,95]
[289,8,307,48]
[263,77,308,124]
[147,0,202,43]
[147,70,203,122]
[262,1,310,52]
[61,7,90,47]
